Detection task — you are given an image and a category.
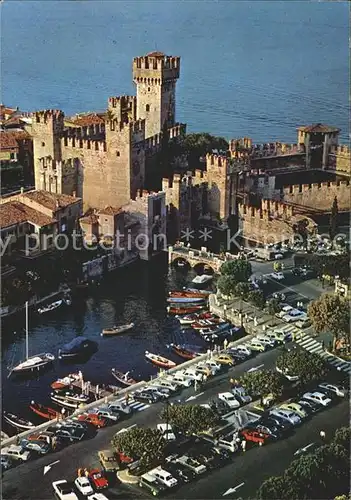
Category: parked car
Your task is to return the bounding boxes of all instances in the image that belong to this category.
[139,472,166,496]
[213,354,234,366]
[279,403,308,419]
[88,469,109,490]
[74,476,94,496]
[253,423,284,440]
[254,334,277,348]
[215,436,239,453]
[240,428,272,445]
[227,349,249,362]
[297,399,321,415]
[149,466,178,488]
[302,391,332,407]
[163,462,195,483]
[218,392,240,409]
[276,305,294,318]
[282,310,306,323]
[20,439,51,455]
[318,383,347,398]
[248,339,266,352]
[157,423,176,441]
[133,390,159,404]
[52,480,79,500]
[270,272,284,280]
[108,400,132,415]
[259,416,294,434]
[78,413,107,428]
[98,449,120,472]
[153,379,180,392]
[295,319,312,329]
[181,369,203,382]
[87,493,109,500]
[1,445,31,462]
[176,455,207,474]
[144,386,170,399]
[89,406,120,422]
[269,408,301,426]
[55,427,86,442]
[231,345,252,357]
[276,365,299,382]
[202,360,222,373]
[231,386,252,404]
[170,374,192,387]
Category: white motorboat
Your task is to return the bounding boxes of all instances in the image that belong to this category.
[3,412,35,430]
[9,302,55,375]
[50,394,86,409]
[38,299,63,314]
[192,274,213,285]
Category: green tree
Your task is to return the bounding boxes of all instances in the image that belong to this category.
[308,293,350,350]
[217,274,237,296]
[329,196,339,243]
[178,133,229,169]
[333,427,351,449]
[266,298,281,316]
[161,404,219,435]
[220,259,252,283]
[234,281,250,300]
[257,475,301,500]
[273,261,282,272]
[248,289,265,309]
[276,349,327,385]
[238,369,284,398]
[111,427,166,471]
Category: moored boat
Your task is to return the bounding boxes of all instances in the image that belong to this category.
[191,318,224,330]
[1,431,9,440]
[3,412,35,430]
[167,305,204,315]
[199,322,230,336]
[111,369,138,387]
[166,297,206,304]
[58,337,97,359]
[11,353,55,374]
[183,287,212,295]
[51,391,90,404]
[38,299,63,314]
[176,312,213,325]
[170,344,202,360]
[145,351,176,369]
[51,373,81,390]
[169,291,209,299]
[101,322,135,336]
[29,401,60,420]
[192,274,213,285]
[50,394,86,409]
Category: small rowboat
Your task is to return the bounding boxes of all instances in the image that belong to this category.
[51,394,86,409]
[145,351,176,369]
[177,312,213,325]
[51,373,81,390]
[167,305,204,315]
[191,319,224,330]
[169,291,209,299]
[101,322,135,336]
[166,297,206,304]
[38,299,63,314]
[29,401,60,420]
[52,390,91,404]
[170,344,201,360]
[183,288,212,295]
[111,369,137,387]
[3,411,35,430]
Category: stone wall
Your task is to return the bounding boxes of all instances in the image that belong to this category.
[283,180,350,211]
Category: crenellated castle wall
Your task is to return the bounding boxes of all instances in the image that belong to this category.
[283,180,350,211]
[328,144,350,177]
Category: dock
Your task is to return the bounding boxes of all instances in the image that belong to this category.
[70,379,119,400]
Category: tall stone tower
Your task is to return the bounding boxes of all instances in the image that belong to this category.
[31,110,64,189]
[133,52,180,139]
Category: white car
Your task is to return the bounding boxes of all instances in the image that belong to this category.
[88,494,109,500]
[270,272,284,280]
[181,369,203,382]
[152,379,179,392]
[276,305,294,318]
[74,476,94,496]
[218,392,240,409]
[52,480,79,500]
[276,365,299,382]
[157,423,176,441]
[1,445,31,462]
[248,339,266,352]
[232,386,252,404]
[203,360,222,373]
[318,383,347,398]
[232,345,252,357]
[150,466,178,488]
[90,407,120,422]
[170,374,192,387]
[283,310,306,323]
[269,408,301,425]
[254,335,276,348]
[302,391,332,407]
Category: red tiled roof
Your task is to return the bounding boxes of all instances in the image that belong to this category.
[0,105,18,120]
[69,113,105,127]
[147,51,165,57]
[0,131,30,151]
[80,214,99,225]
[23,191,80,211]
[0,201,55,229]
[298,124,340,133]
[98,206,123,216]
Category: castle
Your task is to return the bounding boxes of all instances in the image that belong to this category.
[31,52,185,211]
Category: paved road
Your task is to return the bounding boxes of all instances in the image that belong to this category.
[2,344,346,500]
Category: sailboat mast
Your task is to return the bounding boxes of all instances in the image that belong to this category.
[25,301,29,360]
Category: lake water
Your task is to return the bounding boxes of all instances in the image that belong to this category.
[2,1,349,142]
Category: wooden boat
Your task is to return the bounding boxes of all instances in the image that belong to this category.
[29,401,60,420]
[51,391,90,404]
[9,302,55,375]
[170,344,202,360]
[51,373,81,390]
[101,322,135,336]
[111,369,137,387]
[184,288,212,295]
[166,297,206,304]
[38,299,63,314]
[199,323,230,336]
[145,351,176,369]
[167,305,204,315]
[191,319,224,330]
[3,411,35,430]
[169,291,209,299]
[50,394,85,409]
[177,312,213,325]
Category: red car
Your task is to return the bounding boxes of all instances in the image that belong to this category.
[117,451,133,464]
[240,428,271,446]
[78,413,107,428]
[88,469,109,490]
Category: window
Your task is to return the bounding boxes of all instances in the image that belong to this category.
[146,104,150,112]
[148,87,150,92]
[41,142,45,147]
[116,151,120,157]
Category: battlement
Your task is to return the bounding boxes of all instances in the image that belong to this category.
[133,53,180,83]
[206,153,229,169]
[61,136,107,152]
[261,199,294,218]
[229,137,253,150]
[329,144,350,156]
[64,123,105,139]
[251,142,304,158]
[108,95,137,123]
[39,156,76,172]
[284,180,350,196]
[34,109,64,124]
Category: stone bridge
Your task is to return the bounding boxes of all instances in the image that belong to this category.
[168,244,239,273]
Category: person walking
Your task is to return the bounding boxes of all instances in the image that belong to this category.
[194,379,198,392]
[241,439,246,452]
[84,469,90,478]
[321,340,325,350]
[223,338,229,351]
[207,348,211,360]
[124,392,130,404]
[320,430,326,440]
